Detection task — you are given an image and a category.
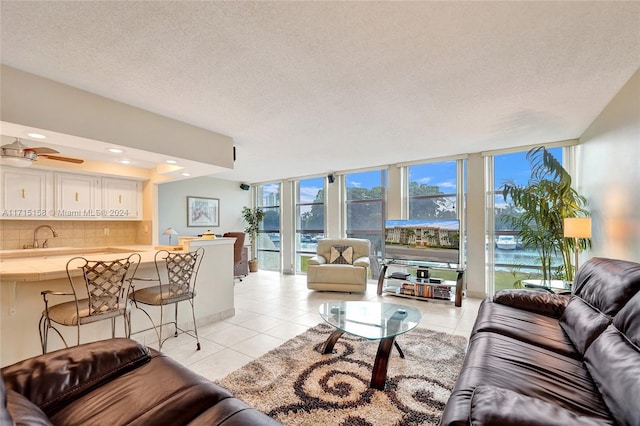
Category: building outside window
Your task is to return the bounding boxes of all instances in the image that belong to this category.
[295,177,325,273]
[257,183,281,271]
[345,170,386,261]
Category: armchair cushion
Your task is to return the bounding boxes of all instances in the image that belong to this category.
[329,245,353,264]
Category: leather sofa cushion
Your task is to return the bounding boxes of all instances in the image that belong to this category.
[559,258,640,356]
[440,332,611,425]
[187,397,282,425]
[472,298,579,359]
[470,386,610,426]
[584,292,640,426]
[6,389,52,426]
[1,338,150,416]
[560,297,611,354]
[48,352,242,425]
[572,257,640,317]
[493,289,569,318]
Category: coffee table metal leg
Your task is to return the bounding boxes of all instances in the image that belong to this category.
[321,329,345,354]
[371,336,395,390]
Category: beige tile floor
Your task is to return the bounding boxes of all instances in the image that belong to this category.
[157,270,483,382]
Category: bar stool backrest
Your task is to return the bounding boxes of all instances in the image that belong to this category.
[154,248,204,300]
[68,254,141,316]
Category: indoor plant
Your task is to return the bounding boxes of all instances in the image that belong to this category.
[501,146,590,283]
[242,206,265,272]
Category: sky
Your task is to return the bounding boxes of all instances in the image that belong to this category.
[288,148,564,204]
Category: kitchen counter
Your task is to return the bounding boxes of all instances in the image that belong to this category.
[0,238,236,366]
[0,245,158,282]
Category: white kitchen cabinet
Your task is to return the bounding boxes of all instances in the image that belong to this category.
[54,173,99,218]
[0,168,52,219]
[102,177,142,219]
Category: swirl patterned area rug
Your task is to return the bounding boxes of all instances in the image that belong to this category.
[215,323,467,426]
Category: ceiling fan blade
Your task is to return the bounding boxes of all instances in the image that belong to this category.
[41,154,84,164]
[30,147,59,154]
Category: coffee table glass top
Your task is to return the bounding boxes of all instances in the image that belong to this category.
[319,301,421,340]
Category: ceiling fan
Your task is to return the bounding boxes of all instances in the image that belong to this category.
[0,138,84,167]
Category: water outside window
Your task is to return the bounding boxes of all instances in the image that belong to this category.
[491,147,564,291]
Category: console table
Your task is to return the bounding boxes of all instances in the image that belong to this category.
[377,260,465,307]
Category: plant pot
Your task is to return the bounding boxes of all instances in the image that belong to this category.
[248,259,259,272]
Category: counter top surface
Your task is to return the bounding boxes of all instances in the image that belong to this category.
[0,238,234,282]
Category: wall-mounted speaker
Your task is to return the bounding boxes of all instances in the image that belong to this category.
[240,183,250,191]
[328,174,335,184]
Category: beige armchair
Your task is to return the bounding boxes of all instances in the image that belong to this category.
[307,238,371,292]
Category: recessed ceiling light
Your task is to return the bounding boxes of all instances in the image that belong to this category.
[108,148,124,153]
[27,132,46,139]
[181,172,191,177]
[119,160,132,165]
[166,160,177,164]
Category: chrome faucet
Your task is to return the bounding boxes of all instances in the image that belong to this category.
[33,224,59,248]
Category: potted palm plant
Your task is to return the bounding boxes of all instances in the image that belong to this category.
[501,146,590,283]
[242,206,265,272]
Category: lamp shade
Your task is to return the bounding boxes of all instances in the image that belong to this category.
[163,228,178,236]
[564,218,591,238]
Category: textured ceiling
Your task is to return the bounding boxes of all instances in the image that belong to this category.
[1,1,639,183]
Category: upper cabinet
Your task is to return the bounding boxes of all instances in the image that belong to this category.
[55,173,99,218]
[1,168,52,218]
[0,166,144,220]
[102,177,142,219]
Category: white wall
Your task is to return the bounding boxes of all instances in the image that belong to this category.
[1,65,234,170]
[157,177,251,244]
[579,68,640,262]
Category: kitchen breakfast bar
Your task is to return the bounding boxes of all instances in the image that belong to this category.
[0,238,236,367]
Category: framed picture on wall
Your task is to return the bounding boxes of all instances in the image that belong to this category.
[187,196,219,227]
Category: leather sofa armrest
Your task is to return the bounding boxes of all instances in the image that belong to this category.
[470,385,609,426]
[1,338,150,416]
[308,255,326,266]
[493,289,569,318]
[353,256,370,268]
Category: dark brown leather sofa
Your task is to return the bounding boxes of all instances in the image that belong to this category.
[440,257,640,426]
[1,339,281,425]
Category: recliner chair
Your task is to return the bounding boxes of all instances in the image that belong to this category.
[307,238,371,293]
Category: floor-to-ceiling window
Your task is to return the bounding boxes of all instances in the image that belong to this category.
[488,147,565,292]
[407,159,464,267]
[295,177,325,273]
[345,169,386,260]
[257,183,281,271]
[408,161,458,220]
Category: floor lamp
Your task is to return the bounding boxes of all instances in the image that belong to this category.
[563,217,591,279]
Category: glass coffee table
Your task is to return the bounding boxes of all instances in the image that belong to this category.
[318,301,422,390]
